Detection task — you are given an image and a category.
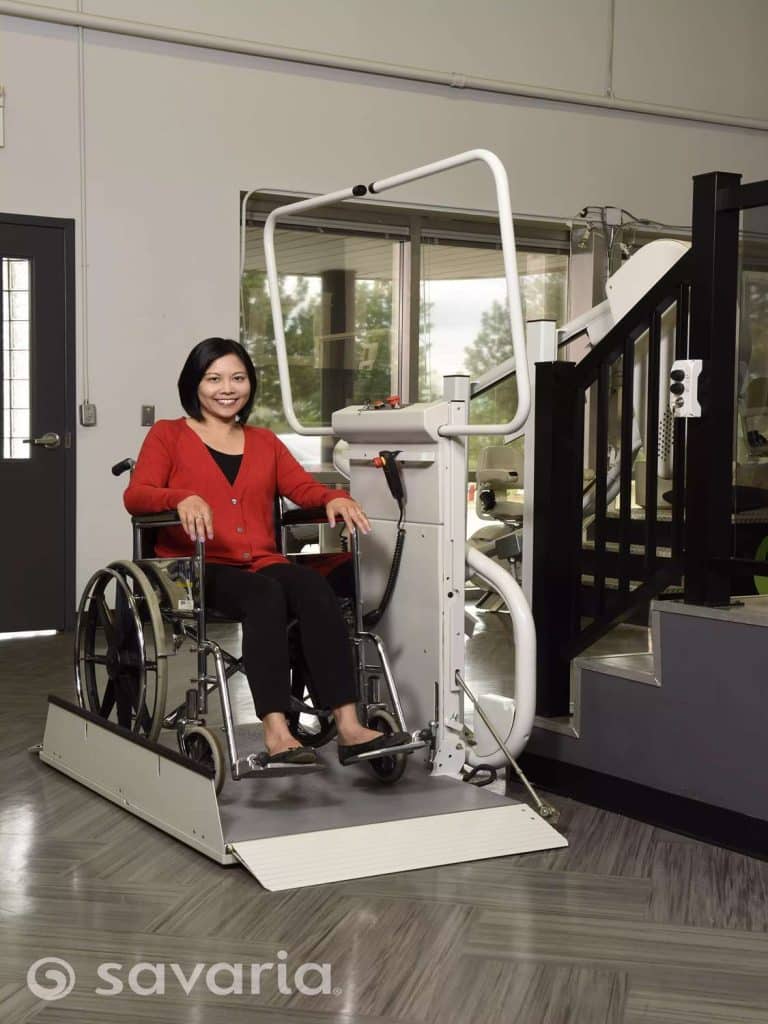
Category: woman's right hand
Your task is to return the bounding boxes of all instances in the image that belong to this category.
[177,495,214,542]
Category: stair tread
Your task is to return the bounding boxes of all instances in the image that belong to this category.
[575,650,657,686]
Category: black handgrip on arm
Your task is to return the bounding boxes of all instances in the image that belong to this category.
[112,458,135,477]
[377,450,405,505]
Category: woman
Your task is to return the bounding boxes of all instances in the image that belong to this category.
[124,337,408,767]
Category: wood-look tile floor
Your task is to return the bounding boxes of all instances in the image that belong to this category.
[2,631,767,1024]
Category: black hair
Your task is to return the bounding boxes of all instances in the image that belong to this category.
[177,338,258,422]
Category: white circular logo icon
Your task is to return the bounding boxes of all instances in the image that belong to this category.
[26,958,76,1001]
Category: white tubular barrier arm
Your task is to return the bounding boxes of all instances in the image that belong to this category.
[465,544,536,760]
[262,149,530,437]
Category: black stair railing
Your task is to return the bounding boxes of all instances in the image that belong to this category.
[531,169,768,717]
[532,250,693,717]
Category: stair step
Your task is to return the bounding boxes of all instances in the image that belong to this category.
[575,650,657,686]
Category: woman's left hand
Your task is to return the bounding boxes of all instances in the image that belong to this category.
[326,495,371,535]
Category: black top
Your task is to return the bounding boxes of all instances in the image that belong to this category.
[206,445,243,487]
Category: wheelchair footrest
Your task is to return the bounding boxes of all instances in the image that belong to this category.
[339,739,426,765]
[232,753,325,780]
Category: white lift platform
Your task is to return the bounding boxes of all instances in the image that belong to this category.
[41,698,565,891]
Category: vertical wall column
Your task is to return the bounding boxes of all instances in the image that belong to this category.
[320,269,356,463]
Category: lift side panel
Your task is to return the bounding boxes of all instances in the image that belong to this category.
[39,701,231,864]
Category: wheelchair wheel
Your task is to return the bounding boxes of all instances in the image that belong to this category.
[75,560,168,742]
[366,707,407,785]
[180,725,225,796]
[285,620,337,749]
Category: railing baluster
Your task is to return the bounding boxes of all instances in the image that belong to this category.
[593,363,610,616]
[644,310,661,571]
[619,335,635,594]
[671,284,690,560]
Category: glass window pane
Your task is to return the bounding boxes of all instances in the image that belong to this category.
[11,349,29,379]
[11,380,29,409]
[419,242,568,473]
[9,259,29,291]
[10,438,28,459]
[241,225,396,463]
[10,321,29,350]
[11,408,29,438]
[10,291,29,321]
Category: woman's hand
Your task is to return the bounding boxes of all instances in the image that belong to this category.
[326,496,371,535]
[177,495,214,542]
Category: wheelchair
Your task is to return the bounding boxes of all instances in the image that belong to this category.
[74,461,425,794]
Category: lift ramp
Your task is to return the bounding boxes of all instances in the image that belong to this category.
[40,698,566,891]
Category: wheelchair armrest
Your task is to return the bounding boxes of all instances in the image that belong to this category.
[281,506,328,527]
[132,512,182,529]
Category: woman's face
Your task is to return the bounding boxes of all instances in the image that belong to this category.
[197,354,251,423]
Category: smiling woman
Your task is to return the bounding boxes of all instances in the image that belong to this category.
[123,337,409,769]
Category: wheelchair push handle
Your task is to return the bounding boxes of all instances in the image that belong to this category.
[112,457,135,476]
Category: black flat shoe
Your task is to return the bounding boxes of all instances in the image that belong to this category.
[266,746,319,766]
[338,731,413,766]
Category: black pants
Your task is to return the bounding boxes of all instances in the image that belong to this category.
[204,561,357,718]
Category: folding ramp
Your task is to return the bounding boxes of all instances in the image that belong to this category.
[40,698,566,891]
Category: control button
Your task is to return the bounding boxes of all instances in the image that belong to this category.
[385,395,401,408]
[372,456,384,467]
[231,498,238,505]
[236,526,244,534]
[242,552,250,559]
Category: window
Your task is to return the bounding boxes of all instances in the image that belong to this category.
[241,193,569,467]
[2,258,31,460]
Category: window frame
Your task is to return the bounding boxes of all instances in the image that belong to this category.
[242,190,571,407]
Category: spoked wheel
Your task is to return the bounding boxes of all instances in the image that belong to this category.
[180,725,225,796]
[366,707,408,785]
[285,620,337,749]
[75,560,168,742]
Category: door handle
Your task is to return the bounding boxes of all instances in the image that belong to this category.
[22,432,61,449]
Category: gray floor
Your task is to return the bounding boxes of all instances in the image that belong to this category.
[2,628,768,1023]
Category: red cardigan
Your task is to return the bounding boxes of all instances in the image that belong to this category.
[123,418,347,571]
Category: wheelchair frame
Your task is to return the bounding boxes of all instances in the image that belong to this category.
[74,505,426,794]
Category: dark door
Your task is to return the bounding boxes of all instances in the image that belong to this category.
[0,216,76,632]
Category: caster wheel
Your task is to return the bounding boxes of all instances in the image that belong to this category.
[366,708,407,785]
[181,725,226,796]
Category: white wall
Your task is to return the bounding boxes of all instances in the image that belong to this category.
[1,6,767,593]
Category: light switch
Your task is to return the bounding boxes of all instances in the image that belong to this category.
[141,405,155,426]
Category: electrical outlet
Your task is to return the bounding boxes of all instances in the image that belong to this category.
[79,401,97,426]
[141,404,155,427]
